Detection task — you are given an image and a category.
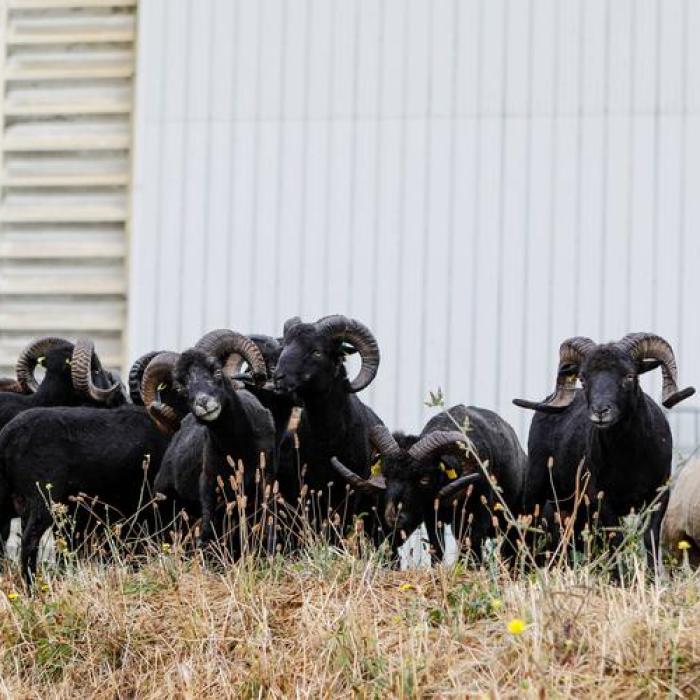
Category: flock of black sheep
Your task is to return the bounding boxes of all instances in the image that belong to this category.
[0,317,695,583]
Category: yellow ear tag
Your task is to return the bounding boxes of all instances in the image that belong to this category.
[157,382,167,392]
[370,458,382,477]
[440,462,458,480]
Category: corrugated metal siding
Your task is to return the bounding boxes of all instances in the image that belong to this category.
[129,0,700,449]
[0,0,136,374]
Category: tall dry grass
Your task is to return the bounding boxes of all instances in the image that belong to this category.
[1,541,699,698]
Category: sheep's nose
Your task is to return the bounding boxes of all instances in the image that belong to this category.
[591,406,612,424]
[193,393,219,417]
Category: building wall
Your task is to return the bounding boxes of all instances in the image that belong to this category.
[0,0,137,376]
[129,0,700,448]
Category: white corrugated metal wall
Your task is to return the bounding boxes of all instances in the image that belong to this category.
[129,0,700,448]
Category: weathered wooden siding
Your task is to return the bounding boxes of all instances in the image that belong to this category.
[0,0,136,374]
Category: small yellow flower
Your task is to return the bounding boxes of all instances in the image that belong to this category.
[490,598,503,611]
[678,540,692,551]
[398,583,415,592]
[40,583,49,592]
[7,592,19,601]
[55,537,68,553]
[161,543,171,554]
[391,615,402,623]
[507,618,527,635]
[493,503,504,512]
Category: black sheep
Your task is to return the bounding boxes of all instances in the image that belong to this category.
[146,331,275,550]
[0,336,124,433]
[272,315,384,542]
[0,346,181,581]
[514,333,694,565]
[331,404,526,562]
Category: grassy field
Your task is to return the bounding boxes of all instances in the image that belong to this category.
[0,541,699,698]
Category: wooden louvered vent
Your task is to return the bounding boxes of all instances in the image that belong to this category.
[0,0,136,376]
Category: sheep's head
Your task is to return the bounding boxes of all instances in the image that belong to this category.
[10,336,125,406]
[330,426,482,537]
[142,330,267,433]
[274,315,380,396]
[514,333,695,428]
[173,350,228,422]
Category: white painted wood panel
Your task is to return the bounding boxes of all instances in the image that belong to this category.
[0,0,135,375]
[129,0,700,453]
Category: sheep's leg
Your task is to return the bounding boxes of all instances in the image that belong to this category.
[198,466,217,546]
[20,504,52,584]
[424,517,445,566]
[644,488,669,575]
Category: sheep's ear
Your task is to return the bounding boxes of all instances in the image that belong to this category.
[636,358,663,375]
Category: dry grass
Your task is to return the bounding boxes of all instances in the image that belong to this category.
[0,544,699,699]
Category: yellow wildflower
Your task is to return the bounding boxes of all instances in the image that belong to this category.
[7,592,19,601]
[41,583,49,592]
[398,583,415,592]
[678,540,691,551]
[493,503,504,512]
[161,543,171,554]
[507,618,526,635]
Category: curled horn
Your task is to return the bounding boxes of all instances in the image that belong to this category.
[369,424,401,457]
[0,378,27,394]
[70,338,122,403]
[408,430,470,464]
[616,333,696,408]
[15,336,72,393]
[127,351,161,405]
[330,457,386,493]
[195,330,267,385]
[141,352,181,433]
[315,315,380,393]
[437,472,482,503]
[513,336,597,413]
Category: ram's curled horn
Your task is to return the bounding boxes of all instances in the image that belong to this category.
[408,430,470,464]
[513,336,597,413]
[70,339,122,403]
[616,333,696,408]
[141,352,181,433]
[0,378,26,394]
[368,424,401,457]
[315,315,380,393]
[127,351,161,405]
[437,472,482,503]
[195,329,267,385]
[15,336,72,393]
[330,457,386,492]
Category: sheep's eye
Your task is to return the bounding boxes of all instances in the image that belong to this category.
[622,374,635,388]
[213,369,223,380]
[312,350,323,359]
[419,475,431,487]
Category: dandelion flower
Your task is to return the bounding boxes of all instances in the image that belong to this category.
[507,618,526,635]
[490,598,503,611]
[161,543,171,554]
[40,583,49,592]
[7,592,19,601]
[398,583,415,592]
[678,540,691,551]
